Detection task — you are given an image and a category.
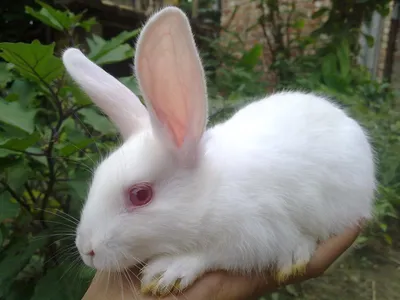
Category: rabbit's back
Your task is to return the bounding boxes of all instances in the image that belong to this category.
[205,91,375,240]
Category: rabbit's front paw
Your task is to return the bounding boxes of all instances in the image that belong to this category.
[140,254,207,297]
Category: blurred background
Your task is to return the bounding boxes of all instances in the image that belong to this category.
[0,0,399,299]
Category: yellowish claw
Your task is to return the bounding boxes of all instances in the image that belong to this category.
[275,269,291,283]
[275,262,308,283]
[291,262,307,276]
[140,278,159,295]
[141,275,183,297]
[171,280,182,293]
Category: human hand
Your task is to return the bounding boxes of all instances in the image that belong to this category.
[82,224,363,300]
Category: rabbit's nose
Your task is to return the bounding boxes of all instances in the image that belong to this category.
[86,250,95,257]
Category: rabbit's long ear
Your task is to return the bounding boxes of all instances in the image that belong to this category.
[134,7,208,161]
[62,48,149,140]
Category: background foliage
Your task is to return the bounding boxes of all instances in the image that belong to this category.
[0,0,399,299]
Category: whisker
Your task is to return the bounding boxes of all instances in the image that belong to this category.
[122,269,136,297]
[106,269,111,296]
[38,220,77,230]
[45,244,78,266]
[114,254,125,300]
[119,250,141,295]
[59,255,82,282]
[56,209,80,224]
[34,208,78,226]
[32,233,76,239]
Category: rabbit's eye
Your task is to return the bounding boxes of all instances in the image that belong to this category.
[128,183,153,207]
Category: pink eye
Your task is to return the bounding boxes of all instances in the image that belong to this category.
[129,183,153,207]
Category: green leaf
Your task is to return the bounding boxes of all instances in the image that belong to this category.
[337,40,351,79]
[0,62,13,88]
[285,284,299,296]
[292,19,305,29]
[67,169,91,204]
[60,118,88,143]
[0,40,63,84]
[383,233,392,245]
[87,30,140,65]
[4,160,30,193]
[10,79,37,108]
[356,235,368,245]
[0,238,47,296]
[0,132,40,151]
[0,149,18,158]
[30,267,68,300]
[381,158,399,185]
[68,180,88,202]
[238,44,263,70]
[3,280,35,300]
[96,44,134,65]
[25,0,78,31]
[78,265,96,281]
[58,138,95,156]
[0,154,23,171]
[312,7,330,19]
[119,76,141,95]
[363,33,375,48]
[321,53,345,91]
[271,293,280,300]
[26,1,96,33]
[79,108,117,135]
[0,192,20,222]
[79,17,97,32]
[64,84,92,105]
[25,147,47,166]
[31,265,89,300]
[0,100,36,134]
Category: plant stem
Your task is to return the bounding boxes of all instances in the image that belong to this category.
[39,82,66,227]
[1,181,31,212]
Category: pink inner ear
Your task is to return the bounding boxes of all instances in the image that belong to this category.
[135,11,207,149]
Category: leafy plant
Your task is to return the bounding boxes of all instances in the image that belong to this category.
[0,2,140,299]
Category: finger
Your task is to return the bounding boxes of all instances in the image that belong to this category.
[306,223,363,276]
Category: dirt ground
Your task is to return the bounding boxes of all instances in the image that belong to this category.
[262,232,400,300]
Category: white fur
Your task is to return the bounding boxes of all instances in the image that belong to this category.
[63,6,376,292]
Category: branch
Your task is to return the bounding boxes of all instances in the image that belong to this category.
[258,1,275,60]
[38,94,89,225]
[64,194,72,215]
[40,129,58,227]
[39,87,67,226]
[222,5,239,29]
[1,181,31,212]
[65,104,92,118]
[286,1,295,50]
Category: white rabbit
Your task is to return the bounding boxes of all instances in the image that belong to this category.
[62,6,376,297]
